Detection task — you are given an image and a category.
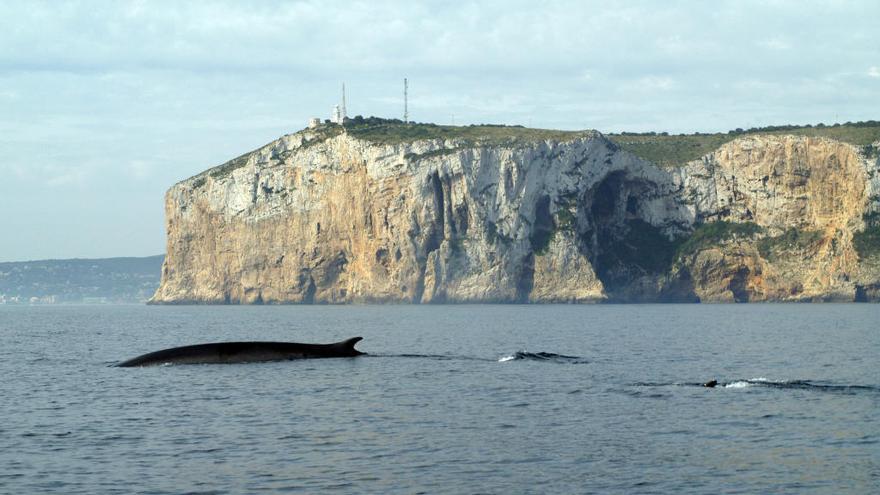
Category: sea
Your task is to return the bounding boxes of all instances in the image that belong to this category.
[1,304,877,494]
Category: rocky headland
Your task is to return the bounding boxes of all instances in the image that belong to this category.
[150,119,880,303]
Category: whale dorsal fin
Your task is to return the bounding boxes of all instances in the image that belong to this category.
[339,336,364,355]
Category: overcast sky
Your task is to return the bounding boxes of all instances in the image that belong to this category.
[1,0,878,261]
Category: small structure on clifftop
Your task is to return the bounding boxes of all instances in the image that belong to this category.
[332,83,347,124]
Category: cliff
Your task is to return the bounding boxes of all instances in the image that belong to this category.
[670,135,880,302]
[150,121,880,304]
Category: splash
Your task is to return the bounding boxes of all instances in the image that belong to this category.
[497,351,588,364]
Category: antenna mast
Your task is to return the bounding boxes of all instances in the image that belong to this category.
[404,78,408,124]
[341,83,347,122]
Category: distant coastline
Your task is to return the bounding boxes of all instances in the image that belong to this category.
[0,255,164,304]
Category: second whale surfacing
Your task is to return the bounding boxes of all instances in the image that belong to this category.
[116,337,365,367]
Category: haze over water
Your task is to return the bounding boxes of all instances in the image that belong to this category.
[2,304,877,493]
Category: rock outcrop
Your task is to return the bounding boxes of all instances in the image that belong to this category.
[669,135,880,302]
[150,125,880,304]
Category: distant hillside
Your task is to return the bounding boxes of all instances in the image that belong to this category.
[608,120,880,167]
[0,255,164,304]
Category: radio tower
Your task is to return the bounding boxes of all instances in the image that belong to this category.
[341,83,347,122]
[404,78,408,124]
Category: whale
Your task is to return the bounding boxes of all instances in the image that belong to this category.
[703,379,718,388]
[116,337,365,367]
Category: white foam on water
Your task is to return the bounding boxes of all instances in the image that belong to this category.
[724,381,752,389]
[498,355,515,363]
[724,378,787,388]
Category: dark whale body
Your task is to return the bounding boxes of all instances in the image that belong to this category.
[116,337,364,367]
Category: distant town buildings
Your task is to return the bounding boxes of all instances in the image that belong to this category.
[0,256,164,304]
[0,294,56,304]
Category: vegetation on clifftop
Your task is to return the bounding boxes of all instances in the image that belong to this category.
[193,117,589,185]
[342,116,587,146]
[609,120,880,167]
[192,118,879,189]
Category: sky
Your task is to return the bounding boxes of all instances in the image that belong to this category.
[1,0,878,261]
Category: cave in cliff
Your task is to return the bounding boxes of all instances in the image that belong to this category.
[581,171,684,301]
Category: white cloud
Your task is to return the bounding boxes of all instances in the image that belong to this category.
[869,67,880,78]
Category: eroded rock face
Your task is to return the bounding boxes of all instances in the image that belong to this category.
[150,130,691,304]
[671,135,880,302]
[676,135,870,233]
[151,130,880,304]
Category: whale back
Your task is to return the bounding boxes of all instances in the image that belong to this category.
[116,336,365,367]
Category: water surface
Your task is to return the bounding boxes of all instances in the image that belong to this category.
[1,304,877,493]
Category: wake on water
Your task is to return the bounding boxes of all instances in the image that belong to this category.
[634,378,880,395]
[368,351,589,364]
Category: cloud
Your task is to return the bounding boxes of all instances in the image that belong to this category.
[869,67,880,78]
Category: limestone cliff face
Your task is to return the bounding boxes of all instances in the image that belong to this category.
[150,129,690,304]
[151,128,880,304]
[670,135,880,302]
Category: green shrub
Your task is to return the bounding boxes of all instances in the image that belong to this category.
[853,227,880,259]
[677,221,763,257]
[344,117,586,146]
[530,226,556,255]
[609,121,880,167]
[618,219,683,273]
[404,147,462,161]
[209,151,252,180]
[555,207,576,231]
[592,219,683,275]
[757,228,823,260]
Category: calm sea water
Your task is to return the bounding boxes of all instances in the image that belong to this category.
[1,304,877,494]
